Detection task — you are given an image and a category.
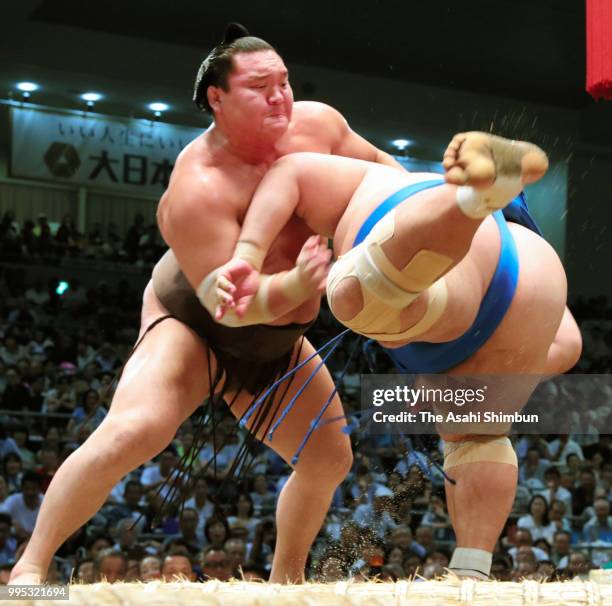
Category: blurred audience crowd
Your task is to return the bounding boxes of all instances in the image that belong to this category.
[1,211,165,267]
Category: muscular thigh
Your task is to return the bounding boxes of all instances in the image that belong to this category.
[226,337,352,472]
[107,281,214,428]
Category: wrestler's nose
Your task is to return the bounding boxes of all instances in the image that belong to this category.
[268,86,284,104]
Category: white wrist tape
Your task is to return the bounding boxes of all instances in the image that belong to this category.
[234,241,265,271]
[280,267,313,304]
[196,268,275,327]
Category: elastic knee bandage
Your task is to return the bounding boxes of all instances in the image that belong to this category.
[443,436,517,471]
[326,209,451,340]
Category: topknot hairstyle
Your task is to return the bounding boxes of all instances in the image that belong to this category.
[193,22,278,113]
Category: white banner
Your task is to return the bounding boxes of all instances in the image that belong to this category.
[10,106,204,197]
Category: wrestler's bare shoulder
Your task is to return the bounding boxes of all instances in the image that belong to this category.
[157,142,243,238]
[289,101,346,145]
[292,101,342,123]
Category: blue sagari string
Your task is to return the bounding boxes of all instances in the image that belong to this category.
[267,336,345,443]
[289,335,363,465]
[240,329,351,427]
[323,339,457,484]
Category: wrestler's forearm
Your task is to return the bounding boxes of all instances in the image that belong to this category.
[265,268,317,318]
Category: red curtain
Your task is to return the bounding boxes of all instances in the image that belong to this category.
[586,0,612,100]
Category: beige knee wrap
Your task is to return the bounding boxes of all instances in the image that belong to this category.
[443,436,518,471]
[326,209,451,341]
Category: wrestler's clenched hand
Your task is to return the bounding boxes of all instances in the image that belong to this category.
[214,235,331,321]
[214,258,260,320]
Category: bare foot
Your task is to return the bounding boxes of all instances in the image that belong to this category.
[9,562,45,585]
[442,132,548,188]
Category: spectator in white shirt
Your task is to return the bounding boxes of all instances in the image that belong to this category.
[550,530,572,568]
[583,498,612,543]
[598,463,612,500]
[184,476,216,537]
[0,436,20,461]
[75,342,97,371]
[27,329,54,359]
[162,508,204,556]
[537,466,573,514]
[548,499,572,534]
[140,448,180,500]
[3,452,24,494]
[249,474,276,515]
[508,528,549,564]
[0,471,43,539]
[227,493,259,542]
[519,447,551,486]
[517,495,557,544]
[548,435,584,465]
[0,334,26,366]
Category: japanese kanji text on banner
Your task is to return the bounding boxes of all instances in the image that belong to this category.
[10,106,203,197]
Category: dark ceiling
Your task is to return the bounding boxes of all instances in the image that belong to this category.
[30,0,590,109]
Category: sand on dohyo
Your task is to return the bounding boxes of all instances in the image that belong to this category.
[10,573,612,606]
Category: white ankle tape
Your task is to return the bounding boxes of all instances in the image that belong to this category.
[449,547,492,578]
[456,175,523,219]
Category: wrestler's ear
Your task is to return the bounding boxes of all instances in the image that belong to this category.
[208,86,223,113]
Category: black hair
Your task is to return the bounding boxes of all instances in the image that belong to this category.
[85,533,113,550]
[163,550,194,568]
[179,507,199,520]
[527,494,550,526]
[492,555,512,570]
[21,470,41,488]
[94,548,127,573]
[193,22,278,113]
[232,492,254,517]
[204,516,230,543]
[73,558,94,577]
[124,480,143,493]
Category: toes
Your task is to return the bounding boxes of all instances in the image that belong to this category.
[462,155,496,187]
[442,132,471,173]
[443,133,467,163]
[448,133,467,151]
[442,155,456,171]
[521,149,549,184]
[445,166,468,185]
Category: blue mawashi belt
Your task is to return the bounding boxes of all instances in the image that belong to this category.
[352,180,520,373]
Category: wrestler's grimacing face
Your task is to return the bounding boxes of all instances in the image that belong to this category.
[222,50,293,138]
